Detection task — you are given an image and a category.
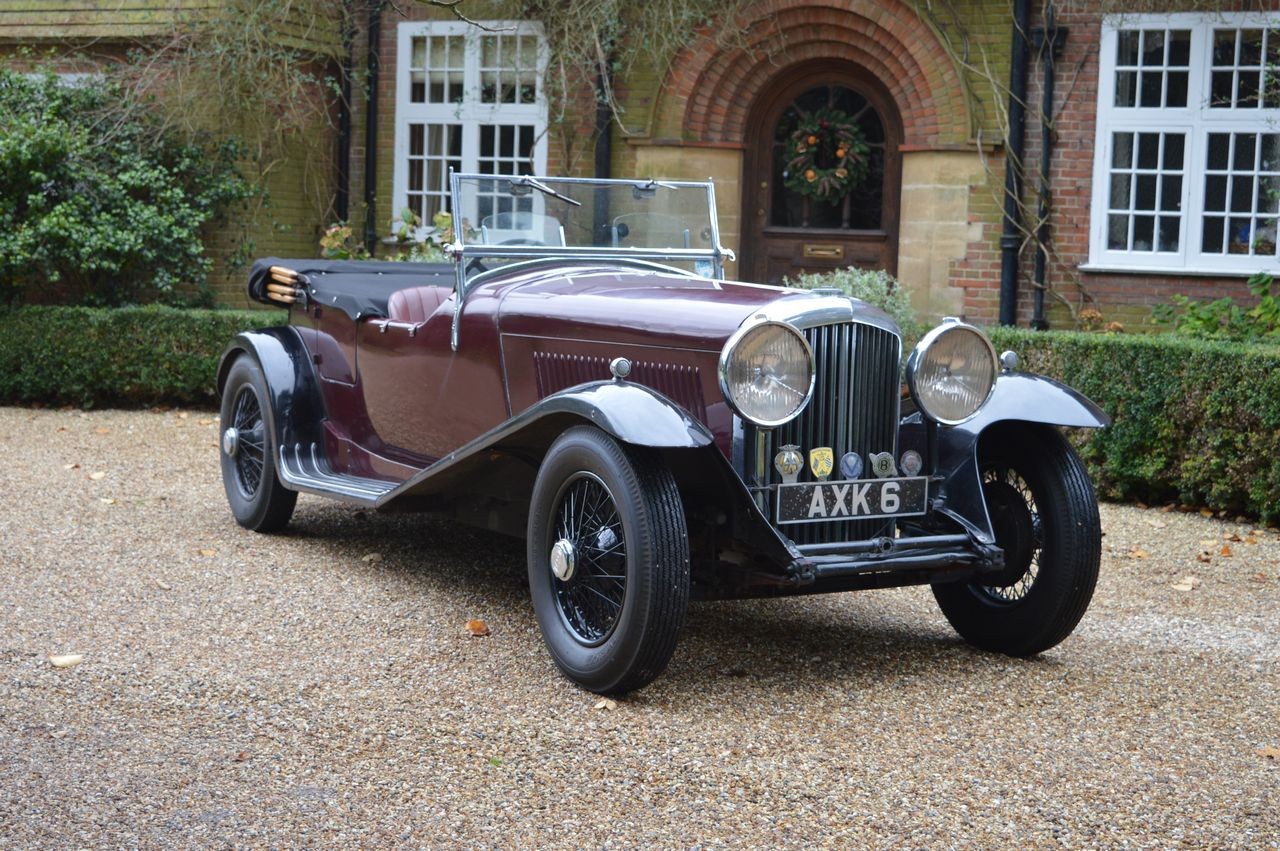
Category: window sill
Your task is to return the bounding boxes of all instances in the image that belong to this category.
[1078,263,1277,278]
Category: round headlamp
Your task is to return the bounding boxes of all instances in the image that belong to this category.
[719,321,814,428]
[906,320,998,425]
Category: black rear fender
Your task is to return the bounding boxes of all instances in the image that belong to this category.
[217,327,324,452]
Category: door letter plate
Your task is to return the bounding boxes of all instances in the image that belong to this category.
[803,243,844,260]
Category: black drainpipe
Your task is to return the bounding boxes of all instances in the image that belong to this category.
[335,0,355,222]
[1031,8,1066,331]
[592,64,613,243]
[999,0,1031,326]
[363,1,384,255]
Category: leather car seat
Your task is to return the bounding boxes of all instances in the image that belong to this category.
[386,286,453,323]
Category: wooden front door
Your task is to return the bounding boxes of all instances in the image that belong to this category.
[742,65,902,286]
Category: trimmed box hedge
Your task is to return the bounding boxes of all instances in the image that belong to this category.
[0,305,268,407]
[989,328,1280,522]
[1,307,1277,520]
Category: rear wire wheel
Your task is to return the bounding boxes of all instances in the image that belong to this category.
[219,356,297,532]
[528,426,690,694]
[932,425,1100,656]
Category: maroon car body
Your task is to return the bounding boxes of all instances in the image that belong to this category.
[217,175,1108,694]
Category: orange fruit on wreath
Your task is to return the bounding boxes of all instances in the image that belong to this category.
[807,135,818,145]
[835,148,846,159]
[804,169,817,181]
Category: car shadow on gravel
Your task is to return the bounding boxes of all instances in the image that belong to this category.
[279,504,1046,697]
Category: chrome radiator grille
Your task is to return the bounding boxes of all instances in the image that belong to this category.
[767,321,902,545]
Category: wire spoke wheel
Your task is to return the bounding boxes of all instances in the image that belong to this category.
[931,425,1101,657]
[978,464,1043,603]
[219,355,296,533]
[231,386,266,498]
[527,426,689,694]
[550,472,628,645]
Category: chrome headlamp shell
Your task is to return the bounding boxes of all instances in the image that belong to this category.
[718,320,815,428]
[906,319,998,425]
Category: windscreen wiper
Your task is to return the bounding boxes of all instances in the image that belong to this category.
[506,176,582,207]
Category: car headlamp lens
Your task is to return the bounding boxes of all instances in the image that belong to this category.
[719,321,814,427]
[907,321,997,425]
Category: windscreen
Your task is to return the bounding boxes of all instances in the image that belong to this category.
[451,175,719,256]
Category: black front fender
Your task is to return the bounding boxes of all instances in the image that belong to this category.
[931,372,1108,543]
[217,327,324,451]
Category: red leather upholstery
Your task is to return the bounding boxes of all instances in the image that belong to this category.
[386,286,452,323]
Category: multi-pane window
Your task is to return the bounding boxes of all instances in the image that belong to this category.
[1090,13,1280,274]
[394,21,545,235]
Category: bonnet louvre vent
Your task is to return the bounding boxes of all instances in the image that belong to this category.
[534,352,706,421]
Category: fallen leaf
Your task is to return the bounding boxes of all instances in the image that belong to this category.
[1161,504,1175,512]
[63,463,79,471]
[198,548,217,557]
[1250,573,1268,583]
[1220,545,1232,557]
[1199,539,1218,548]
[465,618,490,637]
[1172,582,1194,592]
[179,412,189,420]
[155,578,172,591]
[93,427,111,435]
[232,751,249,762]
[1146,519,1167,529]
[1199,508,1214,518]
[1246,535,1259,545]
[99,498,116,505]
[49,654,83,668]
[1224,532,1243,542]
[594,698,618,711]
[1129,548,1149,559]
[361,552,383,563]
[88,471,106,481]
[197,418,213,426]
[1196,553,1212,563]
[1259,747,1280,759]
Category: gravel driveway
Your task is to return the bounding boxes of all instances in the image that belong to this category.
[1,407,1277,848]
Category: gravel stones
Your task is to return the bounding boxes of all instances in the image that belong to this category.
[1,407,1277,847]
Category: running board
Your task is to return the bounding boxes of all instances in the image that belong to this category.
[277,442,398,506]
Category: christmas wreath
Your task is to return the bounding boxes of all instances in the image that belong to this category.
[783,108,870,202]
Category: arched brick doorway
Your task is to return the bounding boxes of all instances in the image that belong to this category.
[741,61,903,285]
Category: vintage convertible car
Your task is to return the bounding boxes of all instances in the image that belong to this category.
[218,174,1107,694]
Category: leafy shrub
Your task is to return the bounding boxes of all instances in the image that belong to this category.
[0,69,255,306]
[0,305,265,407]
[989,327,1280,521]
[1152,272,1280,342]
[784,266,921,337]
[321,209,451,262]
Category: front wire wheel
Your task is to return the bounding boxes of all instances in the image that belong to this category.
[932,424,1101,656]
[528,426,690,694]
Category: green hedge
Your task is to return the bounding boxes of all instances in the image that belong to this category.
[989,328,1280,522]
[0,305,269,407]
[1,307,1277,520]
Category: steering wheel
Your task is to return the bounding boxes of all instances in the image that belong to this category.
[465,238,548,274]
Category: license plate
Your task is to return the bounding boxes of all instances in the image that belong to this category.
[775,477,929,524]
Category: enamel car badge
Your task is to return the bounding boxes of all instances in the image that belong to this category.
[808,447,834,481]
[869,451,898,478]
[839,451,863,480]
[774,445,803,484]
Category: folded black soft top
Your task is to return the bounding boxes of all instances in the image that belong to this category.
[248,257,454,320]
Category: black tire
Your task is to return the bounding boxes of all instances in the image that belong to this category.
[527,426,690,694]
[219,356,297,533]
[932,424,1100,656]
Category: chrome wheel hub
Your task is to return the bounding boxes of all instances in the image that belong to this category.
[222,427,239,457]
[550,539,576,581]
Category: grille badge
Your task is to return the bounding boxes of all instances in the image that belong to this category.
[869,452,898,478]
[808,447,833,481]
[774,445,803,484]
[839,451,863,479]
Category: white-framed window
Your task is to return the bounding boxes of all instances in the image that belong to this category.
[392,21,547,236]
[1089,13,1280,274]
